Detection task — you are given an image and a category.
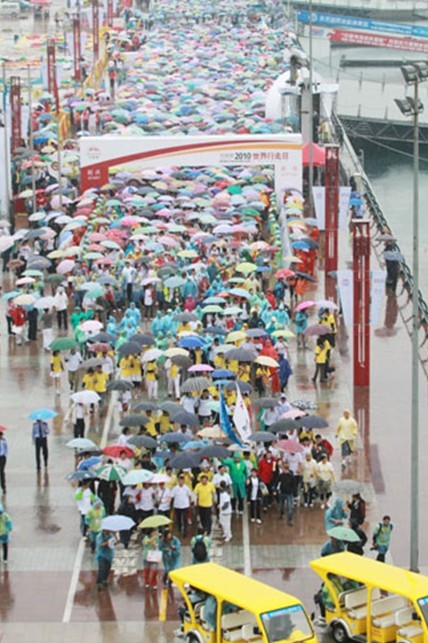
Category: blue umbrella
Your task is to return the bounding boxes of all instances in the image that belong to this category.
[212,369,235,379]
[205,326,228,335]
[77,456,102,470]
[292,241,310,250]
[101,515,136,532]
[67,470,96,481]
[182,440,209,450]
[122,469,155,485]
[178,336,206,349]
[28,408,58,421]
[2,291,20,301]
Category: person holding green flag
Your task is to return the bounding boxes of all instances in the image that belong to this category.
[224,452,248,514]
[85,499,106,554]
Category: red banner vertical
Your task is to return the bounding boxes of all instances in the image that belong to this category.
[73,14,81,82]
[92,0,99,61]
[107,0,113,27]
[47,39,59,114]
[10,77,21,155]
[353,219,370,387]
[324,144,340,283]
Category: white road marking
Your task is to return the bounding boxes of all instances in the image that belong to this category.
[242,504,252,577]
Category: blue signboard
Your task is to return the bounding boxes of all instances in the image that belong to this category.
[297,10,428,39]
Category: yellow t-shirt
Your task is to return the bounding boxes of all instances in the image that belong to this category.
[159,414,171,434]
[51,354,63,373]
[315,340,331,364]
[145,363,158,381]
[214,354,225,369]
[170,363,179,379]
[194,481,215,507]
[227,359,239,373]
[94,371,108,393]
[238,364,250,382]
[120,357,134,379]
[82,373,96,391]
[146,419,157,437]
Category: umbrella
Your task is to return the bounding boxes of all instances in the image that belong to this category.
[160,401,182,415]
[14,294,36,306]
[178,336,206,349]
[133,402,158,412]
[107,379,133,392]
[66,438,98,450]
[384,250,404,262]
[67,470,96,481]
[188,364,214,373]
[119,414,150,427]
[129,334,154,346]
[257,397,279,409]
[297,415,329,429]
[101,515,136,532]
[246,328,268,338]
[102,445,134,458]
[171,355,192,368]
[315,300,339,311]
[225,347,256,362]
[277,439,304,453]
[34,296,55,309]
[255,356,279,368]
[171,411,199,426]
[127,435,158,449]
[200,445,230,459]
[50,337,78,351]
[28,408,57,420]
[304,324,331,337]
[151,473,171,484]
[170,452,202,468]
[95,464,128,481]
[296,301,315,312]
[181,377,212,393]
[71,391,100,405]
[78,456,102,470]
[92,333,117,343]
[79,358,105,370]
[163,433,191,445]
[270,419,301,433]
[141,348,164,362]
[333,480,363,495]
[248,431,275,443]
[327,527,360,543]
[118,341,142,356]
[225,381,253,393]
[164,348,189,358]
[139,515,172,529]
[122,469,155,485]
[211,369,235,379]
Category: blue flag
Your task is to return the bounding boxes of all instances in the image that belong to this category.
[219,389,243,447]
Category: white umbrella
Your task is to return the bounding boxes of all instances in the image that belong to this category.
[66,437,98,450]
[101,515,135,532]
[71,391,100,405]
[141,348,164,362]
[34,296,55,309]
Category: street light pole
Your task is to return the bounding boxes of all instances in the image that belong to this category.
[308,0,314,209]
[394,62,428,573]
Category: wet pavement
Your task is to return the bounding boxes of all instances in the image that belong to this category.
[0,223,427,643]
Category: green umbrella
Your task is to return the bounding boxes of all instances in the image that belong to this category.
[50,337,78,351]
[327,527,360,542]
[95,464,127,482]
[45,274,65,284]
[139,515,172,530]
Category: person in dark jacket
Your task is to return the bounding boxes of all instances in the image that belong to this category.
[276,462,295,525]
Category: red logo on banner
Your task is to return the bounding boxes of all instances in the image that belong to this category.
[329,29,428,53]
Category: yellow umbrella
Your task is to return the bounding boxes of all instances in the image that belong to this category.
[63,246,83,256]
[255,356,279,368]
[236,262,257,274]
[287,220,306,228]
[178,249,198,259]
[14,294,36,306]
[225,331,246,343]
[47,249,65,259]
[271,329,296,338]
[164,347,189,358]
[197,425,227,439]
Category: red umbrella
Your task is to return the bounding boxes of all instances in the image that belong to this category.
[277,440,304,453]
[103,445,134,458]
[302,142,326,167]
[0,425,8,431]
[275,268,295,279]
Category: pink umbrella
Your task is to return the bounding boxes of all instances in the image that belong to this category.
[281,408,306,420]
[80,320,103,332]
[187,364,214,373]
[159,237,179,248]
[56,259,75,274]
[88,233,107,242]
[88,244,105,252]
[120,217,138,227]
[296,300,315,312]
[277,440,304,453]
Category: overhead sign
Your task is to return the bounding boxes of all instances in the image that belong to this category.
[297,10,428,39]
[80,134,302,197]
[329,29,428,52]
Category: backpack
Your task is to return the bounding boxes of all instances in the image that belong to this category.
[192,537,207,562]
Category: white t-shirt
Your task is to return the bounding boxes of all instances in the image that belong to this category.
[171,484,192,509]
[219,490,232,515]
[213,472,232,488]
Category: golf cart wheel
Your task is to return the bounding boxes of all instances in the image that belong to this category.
[332,622,349,643]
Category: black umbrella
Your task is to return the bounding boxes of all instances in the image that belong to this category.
[163,433,192,445]
[118,341,142,356]
[171,355,192,368]
[296,271,316,282]
[257,397,279,408]
[200,445,230,459]
[159,401,182,415]
[181,377,212,393]
[107,379,133,392]
[248,431,276,443]
[119,414,150,427]
[170,452,201,468]
[246,328,268,338]
[270,419,301,433]
[297,415,329,429]
[173,312,198,322]
[225,347,257,362]
[133,401,158,412]
[225,380,253,393]
[128,435,158,449]
[171,411,199,426]
[129,333,154,346]
[205,326,228,335]
[79,357,104,370]
[91,332,117,343]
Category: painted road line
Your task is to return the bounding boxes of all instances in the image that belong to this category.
[159,588,168,621]
[62,537,85,623]
[242,504,252,577]
[62,392,116,623]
